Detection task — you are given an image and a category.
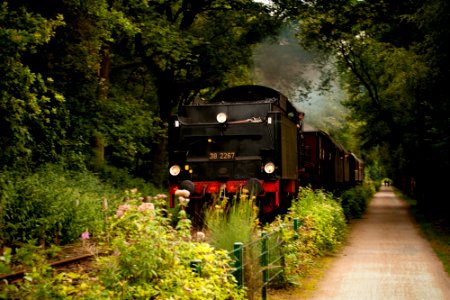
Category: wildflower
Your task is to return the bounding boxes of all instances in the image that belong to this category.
[130,188,138,194]
[175,189,190,198]
[195,231,206,242]
[178,196,190,207]
[138,202,155,212]
[116,204,131,218]
[81,230,90,240]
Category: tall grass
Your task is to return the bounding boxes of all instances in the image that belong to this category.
[203,190,262,299]
[204,191,259,252]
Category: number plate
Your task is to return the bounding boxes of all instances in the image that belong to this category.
[209,152,236,160]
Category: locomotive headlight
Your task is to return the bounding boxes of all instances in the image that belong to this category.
[169,165,181,176]
[216,112,227,123]
[264,162,275,174]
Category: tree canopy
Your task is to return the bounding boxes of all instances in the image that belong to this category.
[0,0,284,185]
[273,0,449,213]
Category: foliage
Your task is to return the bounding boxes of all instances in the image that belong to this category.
[0,183,369,299]
[1,190,246,299]
[203,190,261,298]
[0,164,122,247]
[276,0,450,214]
[95,193,245,299]
[204,189,259,252]
[0,2,66,169]
[339,184,376,220]
[277,187,347,282]
[96,164,161,196]
[291,187,347,255]
[99,94,167,181]
[0,1,287,187]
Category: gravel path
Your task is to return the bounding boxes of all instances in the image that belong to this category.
[308,186,450,300]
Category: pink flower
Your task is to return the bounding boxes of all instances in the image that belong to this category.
[138,202,155,212]
[116,204,131,218]
[81,230,90,240]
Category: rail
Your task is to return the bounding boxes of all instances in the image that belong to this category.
[0,253,97,283]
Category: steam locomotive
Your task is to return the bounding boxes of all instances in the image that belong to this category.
[168,85,363,221]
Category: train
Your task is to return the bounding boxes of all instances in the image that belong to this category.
[300,123,364,192]
[167,85,363,222]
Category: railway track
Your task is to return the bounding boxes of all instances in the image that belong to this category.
[0,252,97,283]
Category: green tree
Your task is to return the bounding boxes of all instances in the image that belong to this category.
[0,2,65,168]
[1,0,286,186]
[105,0,285,184]
[277,0,449,213]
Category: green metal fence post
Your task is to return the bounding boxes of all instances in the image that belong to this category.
[233,242,244,289]
[280,224,287,282]
[261,231,268,300]
[190,259,202,276]
[293,217,300,240]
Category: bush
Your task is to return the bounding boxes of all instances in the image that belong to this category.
[1,191,246,299]
[97,164,161,196]
[277,187,347,282]
[340,184,375,220]
[0,189,245,300]
[0,164,122,247]
[99,199,245,299]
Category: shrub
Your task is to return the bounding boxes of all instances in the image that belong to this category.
[340,184,375,220]
[1,191,246,299]
[91,191,246,299]
[0,164,122,247]
[97,164,161,196]
[278,187,347,282]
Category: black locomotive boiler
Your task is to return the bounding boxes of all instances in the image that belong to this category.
[168,85,301,218]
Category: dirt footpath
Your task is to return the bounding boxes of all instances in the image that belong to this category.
[307,186,450,300]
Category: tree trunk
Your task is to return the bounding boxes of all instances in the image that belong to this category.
[92,46,111,170]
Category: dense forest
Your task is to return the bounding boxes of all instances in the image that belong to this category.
[1,0,449,217]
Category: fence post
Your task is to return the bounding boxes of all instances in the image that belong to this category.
[280,224,287,282]
[293,218,300,240]
[261,231,268,300]
[190,259,202,276]
[233,242,244,289]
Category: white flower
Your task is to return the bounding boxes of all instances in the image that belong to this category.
[195,231,206,242]
[175,189,190,197]
[178,196,190,206]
